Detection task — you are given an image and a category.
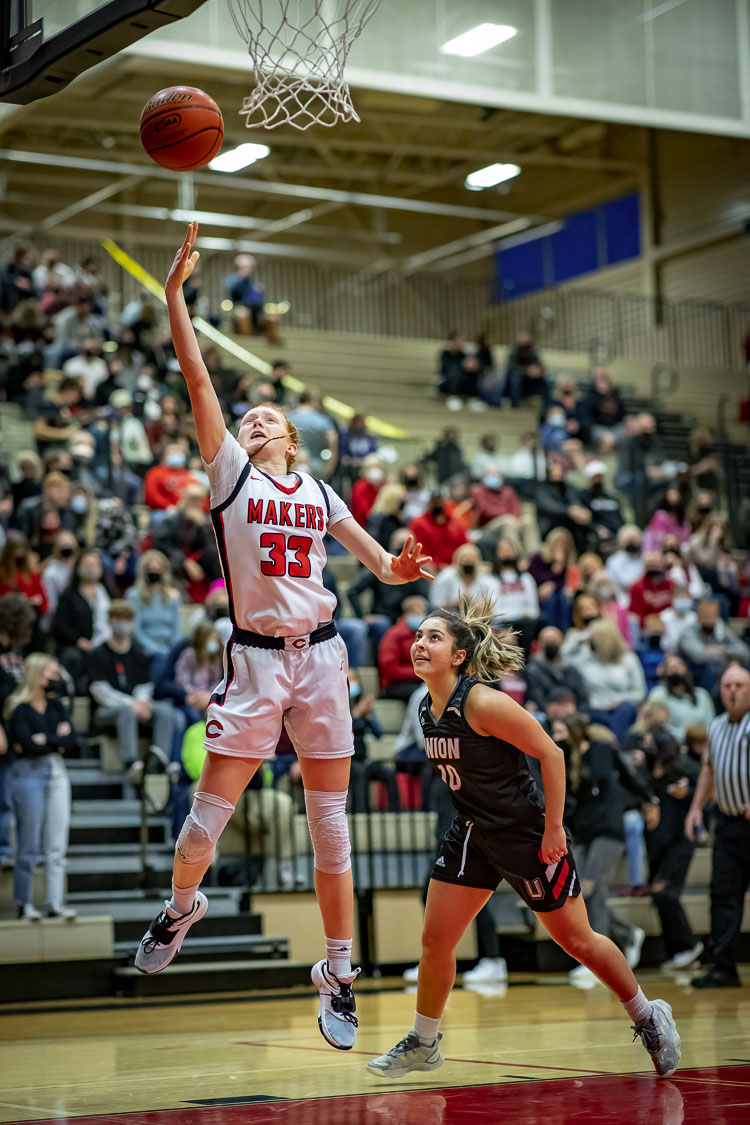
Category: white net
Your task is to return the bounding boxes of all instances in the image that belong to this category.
[228,0,382,130]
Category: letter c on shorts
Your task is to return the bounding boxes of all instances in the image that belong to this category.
[206,719,224,739]
[292,638,306,649]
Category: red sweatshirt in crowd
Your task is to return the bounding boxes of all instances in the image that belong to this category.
[409,511,468,570]
[144,465,198,510]
[378,617,421,691]
[351,478,380,527]
[0,570,48,615]
[629,574,674,625]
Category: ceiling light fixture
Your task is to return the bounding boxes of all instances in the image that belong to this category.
[465,163,521,191]
[208,142,271,173]
[440,23,517,58]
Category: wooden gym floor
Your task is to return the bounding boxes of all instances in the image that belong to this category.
[1,970,749,1124]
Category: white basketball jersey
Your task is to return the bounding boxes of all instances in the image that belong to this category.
[205,431,351,636]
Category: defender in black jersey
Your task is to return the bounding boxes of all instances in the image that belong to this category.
[368,597,681,1081]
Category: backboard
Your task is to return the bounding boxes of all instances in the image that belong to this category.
[0,0,210,104]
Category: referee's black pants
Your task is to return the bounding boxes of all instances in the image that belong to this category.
[709,813,750,974]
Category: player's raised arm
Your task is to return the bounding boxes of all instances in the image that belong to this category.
[329,521,433,585]
[164,222,225,463]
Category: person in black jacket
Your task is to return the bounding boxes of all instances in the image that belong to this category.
[7,653,78,919]
[53,550,111,693]
[535,462,592,553]
[580,461,625,556]
[419,427,466,485]
[347,528,431,660]
[553,713,657,983]
[524,626,589,714]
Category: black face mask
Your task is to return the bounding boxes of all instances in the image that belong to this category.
[499,558,517,570]
[666,673,689,691]
[581,616,599,628]
[460,563,476,577]
[209,605,228,622]
[14,556,26,568]
[58,547,75,559]
[45,678,66,696]
[404,477,419,489]
[146,571,162,585]
[646,568,663,579]
[624,543,641,556]
[697,506,712,516]
[543,643,560,661]
[429,503,444,516]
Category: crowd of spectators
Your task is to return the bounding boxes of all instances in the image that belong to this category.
[1,245,749,983]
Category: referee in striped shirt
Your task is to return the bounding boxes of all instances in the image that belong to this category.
[685,664,750,988]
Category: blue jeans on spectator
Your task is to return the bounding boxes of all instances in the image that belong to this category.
[0,762,13,861]
[539,589,572,633]
[589,702,638,741]
[11,755,71,911]
[336,617,369,667]
[623,808,646,887]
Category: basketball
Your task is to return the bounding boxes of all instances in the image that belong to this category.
[139,86,224,171]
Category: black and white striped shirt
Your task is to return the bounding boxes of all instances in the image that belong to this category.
[708,711,750,817]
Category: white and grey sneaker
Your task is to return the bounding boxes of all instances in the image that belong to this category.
[311,959,361,1050]
[402,964,419,983]
[632,998,681,1078]
[625,926,646,968]
[662,942,704,971]
[367,1031,444,1078]
[463,957,508,984]
[135,891,208,974]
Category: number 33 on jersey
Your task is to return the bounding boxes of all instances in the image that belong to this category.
[206,432,352,637]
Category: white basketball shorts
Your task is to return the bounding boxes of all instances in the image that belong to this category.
[202,628,354,760]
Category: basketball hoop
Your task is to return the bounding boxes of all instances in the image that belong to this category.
[228,0,382,130]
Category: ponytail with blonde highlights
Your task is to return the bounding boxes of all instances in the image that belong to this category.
[430,594,525,682]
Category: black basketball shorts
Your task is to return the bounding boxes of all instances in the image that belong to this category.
[430,816,581,913]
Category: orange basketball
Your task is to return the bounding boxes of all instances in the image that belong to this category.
[140,86,224,171]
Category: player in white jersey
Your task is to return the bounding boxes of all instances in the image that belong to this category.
[135,223,432,1051]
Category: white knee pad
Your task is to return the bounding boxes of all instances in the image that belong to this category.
[304,789,351,875]
[176,790,235,868]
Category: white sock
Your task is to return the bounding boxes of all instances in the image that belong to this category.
[168,881,199,917]
[325,936,352,979]
[624,987,652,1024]
[413,1011,441,1046]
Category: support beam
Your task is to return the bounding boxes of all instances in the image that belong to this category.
[0,148,534,222]
[36,173,144,231]
[400,219,536,274]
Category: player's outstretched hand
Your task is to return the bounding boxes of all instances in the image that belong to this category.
[390,535,433,582]
[166,221,200,298]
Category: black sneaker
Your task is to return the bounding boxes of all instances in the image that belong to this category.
[691,967,741,989]
[135,891,208,974]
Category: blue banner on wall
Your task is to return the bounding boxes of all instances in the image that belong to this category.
[495,192,640,301]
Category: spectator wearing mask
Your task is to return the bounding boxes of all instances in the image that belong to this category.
[365,484,406,550]
[95,496,140,591]
[524,625,588,714]
[378,595,428,702]
[606,525,645,605]
[629,551,674,627]
[503,431,546,485]
[470,466,521,530]
[41,531,79,626]
[678,598,750,691]
[688,514,739,613]
[553,713,650,984]
[553,380,590,444]
[401,465,429,523]
[643,487,691,553]
[687,426,721,493]
[126,551,181,660]
[144,442,197,512]
[109,389,155,475]
[266,360,293,407]
[539,404,576,457]
[419,426,466,485]
[662,540,706,602]
[48,293,105,368]
[32,249,76,296]
[1,247,34,312]
[589,572,632,646]
[409,491,468,570]
[436,331,478,408]
[62,338,109,400]
[502,330,543,409]
[7,654,78,920]
[686,666,750,988]
[33,379,81,456]
[89,600,176,781]
[0,532,47,626]
[11,452,42,519]
[580,461,624,554]
[584,367,625,445]
[535,462,591,553]
[614,414,669,525]
[648,655,715,742]
[490,538,540,656]
[52,549,111,691]
[528,527,576,632]
[174,621,224,724]
[347,528,431,660]
[560,592,602,664]
[660,584,697,653]
[577,552,604,591]
[350,454,385,528]
[429,543,499,611]
[576,621,647,739]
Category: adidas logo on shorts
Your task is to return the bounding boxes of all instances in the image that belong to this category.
[436,856,446,867]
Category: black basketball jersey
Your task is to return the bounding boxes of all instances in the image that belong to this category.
[418,674,545,830]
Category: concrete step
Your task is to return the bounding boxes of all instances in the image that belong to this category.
[113,932,285,961]
[113,956,306,997]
